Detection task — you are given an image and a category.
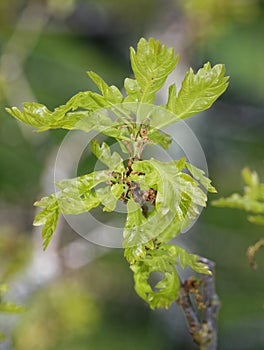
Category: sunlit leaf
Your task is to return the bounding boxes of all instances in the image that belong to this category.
[34,170,112,249]
[130,37,178,103]
[166,62,229,121]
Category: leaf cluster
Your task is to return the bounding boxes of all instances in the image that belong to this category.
[6,37,229,309]
[213,168,264,268]
[212,168,264,225]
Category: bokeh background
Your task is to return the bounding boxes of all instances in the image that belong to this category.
[0,1,264,349]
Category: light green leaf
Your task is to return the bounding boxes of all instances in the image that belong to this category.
[130,248,180,309]
[90,140,125,172]
[33,194,60,250]
[248,215,264,226]
[132,158,207,220]
[55,170,110,192]
[124,78,142,102]
[186,162,217,193]
[130,37,178,103]
[0,302,26,313]
[212,194,264,214]
[123,199,152,247]
[166,62,229,122]
[34,170,112,249]
[242,167,259,187]
[5,91,103,132]
[96,184,124,212]
[124,240,155,264]
[88,71,123,103]
[167,245,211,275]
[147,129,172,149]
[213,167,264,225]
[6,91,129,138]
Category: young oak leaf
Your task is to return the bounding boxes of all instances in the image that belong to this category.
[87,71,123,104]
[34,170,111,249]
[167,245,211,275]
[186,162,217,193]
[128,243,211,310]
[166,62,229,123]
[132,158,208,220]
[90,140,125,172]
[130,248,180,309]
[212,168,264,221]
[5,91,104,132]
[129,37,179,103]
[96,184,124,212]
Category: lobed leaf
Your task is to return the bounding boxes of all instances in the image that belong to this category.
[129,37,178,103]
[34,170,112,249]
[212,194,264,214]
[87,71,123,104]
[166,62,229,122]
[167,245,211,275]
[90,140,125,172]
[96,184,124,212]
[130,248,180,309]
[186,162,217,193]
[132,158,208,221]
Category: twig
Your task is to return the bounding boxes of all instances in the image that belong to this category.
[176,257,220,350]
[247,238,264,269]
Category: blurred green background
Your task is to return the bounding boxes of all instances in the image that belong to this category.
[0,1,264,349]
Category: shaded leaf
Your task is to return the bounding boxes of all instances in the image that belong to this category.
[96,184,124,212]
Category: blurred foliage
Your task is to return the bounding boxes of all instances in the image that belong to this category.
[213,168,264,269]
[13,251,170,350]
[0,227,31,281]
[200,22,264,106]
[13,279,101,350]
[180,0,260,39]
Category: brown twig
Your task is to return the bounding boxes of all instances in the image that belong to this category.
[176,258,220,350]
[247,238,264,269]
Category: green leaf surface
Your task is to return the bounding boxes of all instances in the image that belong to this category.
[167,245,211,275]
[147,129,172,149]
[5,91,103,132]
[34,170,111,249]
[132,158,207,219]
[213,168,264,229]
[90,140,125,172]
[123,200,153,247]
[186,162,217,193]
[96,184,124,212]
[87,71,123,103]
[212,193,264,213]
[124,78,142,103]
[130,248,180,309]
[166,62,229,121]
[130,37,178,103]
